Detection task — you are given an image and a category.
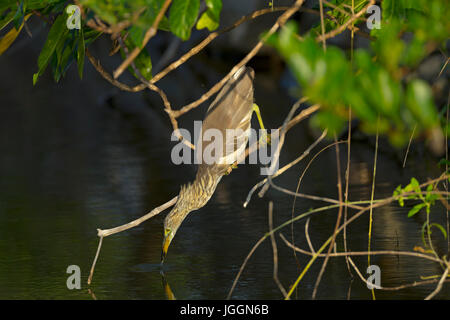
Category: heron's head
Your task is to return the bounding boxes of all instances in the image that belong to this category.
[161,190,193,263]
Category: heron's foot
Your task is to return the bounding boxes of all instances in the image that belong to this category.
[259,131,271,146]
[225,163,238,175]
[253,103,271,146]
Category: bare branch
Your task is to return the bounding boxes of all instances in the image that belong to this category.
[170,0,306,118]
[268,202,288,297]
[425,262,450,300]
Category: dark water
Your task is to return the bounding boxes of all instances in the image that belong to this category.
[1,27,449,300]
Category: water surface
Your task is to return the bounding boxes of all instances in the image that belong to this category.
[0,32,448,300]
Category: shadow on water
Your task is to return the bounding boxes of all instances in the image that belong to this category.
[0,21,449,300]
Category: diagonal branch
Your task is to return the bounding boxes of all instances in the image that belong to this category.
[113,0,172,79]
[169,0,306,118]
[316,0,375,42]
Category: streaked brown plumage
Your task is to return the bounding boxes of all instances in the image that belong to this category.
[161,66,255,262]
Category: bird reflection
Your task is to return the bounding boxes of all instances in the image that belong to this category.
[160,269,176,300]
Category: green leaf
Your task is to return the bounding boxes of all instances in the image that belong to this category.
[406,80,438,127]
[421,221,428,247]
[383,0,405,21]
[77,28,85,79]
[128,0,171,46]
[407,203,426,217]
[438,159,450,168]
[134,48,152,79]
[120,36,152,80]
[83,28,102,45]
[204,0,222,21]
[0,13,31,56]
[404,177,420,194]
[13,0,25,30]
[410,177,420,189]
[196,0,222,31]
[430,223,447,239]
[0,6,16,31]
[169,0,200,40]
[196,10,218,31]
[33,13,68,85]
[393,185,402,196]
[53,31,76,82]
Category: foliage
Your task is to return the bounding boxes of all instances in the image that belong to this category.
[267,0,449,145]
[196,0,222,32]
[0,0,447,146]
[393,177,447,250]
[0,0,223,83]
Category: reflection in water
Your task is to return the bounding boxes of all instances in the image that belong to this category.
[88,288,97,300]
[161,270,176,300]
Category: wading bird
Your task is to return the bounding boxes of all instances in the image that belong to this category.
[161,66,268,262]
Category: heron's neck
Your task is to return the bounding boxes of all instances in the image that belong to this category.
[176,169,223,213]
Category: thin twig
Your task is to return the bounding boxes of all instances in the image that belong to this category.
[268,202,288,297]
[368,116,380,300]
[291,140,347,279]
[87,236,103,285]
[424,263,449,300]
[318,0,326,50]
[87,197,177,284]
[226,236,266,299]
[445,93,449,255]
[258,99,307,197]
[282,233,449,291]
[282,176,449,299]
[437,57,449,79]
[311,133,344,299]
[243,103,321,207]
[97,196,178,238]
[346,257,450,291]
[113,0,172,79]
[316,0,375,42]
[344,0,355,279]
[86,49,143,92]
[118,35,196,150]
[150,7,289,85]
[279,233,441,263]
[403,124,416,168]
[227,175,449,299]
[89,7,291,93]
[170,0,306,118]
[262,170,366,211]
[305,218,315,254]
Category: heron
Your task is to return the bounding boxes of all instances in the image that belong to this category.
[161,66,268,262]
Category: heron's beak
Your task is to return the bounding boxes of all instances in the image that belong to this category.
[161,234,171,263]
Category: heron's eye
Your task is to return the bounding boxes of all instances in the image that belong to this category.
[164,228,171,237]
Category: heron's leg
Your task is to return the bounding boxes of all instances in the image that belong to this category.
[252,103,271,145]
[225,162,238,175]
